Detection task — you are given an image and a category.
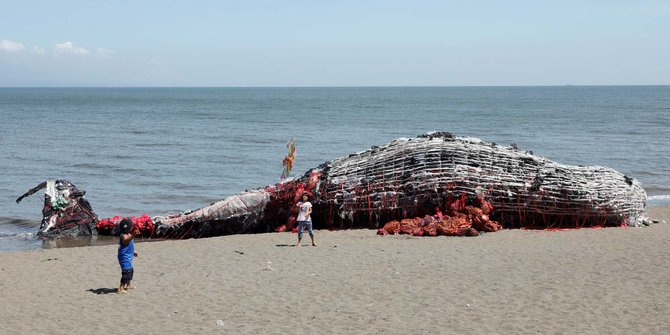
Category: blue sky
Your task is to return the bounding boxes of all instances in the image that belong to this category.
[1,0,668,86]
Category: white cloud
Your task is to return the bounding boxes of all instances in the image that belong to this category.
[0,39,26,52]
[2,40,113,59]
[53,41,89,55]
[96,47,114,58]
[32,45,46,55]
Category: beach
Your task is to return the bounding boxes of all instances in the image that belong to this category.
[0,206,667,335]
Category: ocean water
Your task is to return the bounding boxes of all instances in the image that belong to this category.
[1,86,669,252]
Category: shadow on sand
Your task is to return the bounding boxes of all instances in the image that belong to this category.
[86,288,118,295]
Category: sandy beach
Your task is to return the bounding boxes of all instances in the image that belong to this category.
[1,206,668,335]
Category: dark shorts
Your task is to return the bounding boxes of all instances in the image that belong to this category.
[121,268,134,284]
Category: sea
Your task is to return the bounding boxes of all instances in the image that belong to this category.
[1,86,669,252]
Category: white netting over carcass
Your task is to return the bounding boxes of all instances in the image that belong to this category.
[316,132,647,228]
[152,189,271,237]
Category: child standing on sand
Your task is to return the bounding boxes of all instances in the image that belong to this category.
[296,194,316,247]
[117,218,138,294]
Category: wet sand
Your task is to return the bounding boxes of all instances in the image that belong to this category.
[1,206,668,334]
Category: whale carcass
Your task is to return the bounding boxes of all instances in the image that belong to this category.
[149,132,649,238]
[18,132,649,239]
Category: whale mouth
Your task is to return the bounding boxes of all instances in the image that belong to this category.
[16,180,98,239]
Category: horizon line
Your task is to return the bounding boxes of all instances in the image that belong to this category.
[1,84,669,89]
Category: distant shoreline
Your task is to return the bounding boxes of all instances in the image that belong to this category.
[1,84,670,89]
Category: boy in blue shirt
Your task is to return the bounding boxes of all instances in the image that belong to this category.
[117,218,138,294]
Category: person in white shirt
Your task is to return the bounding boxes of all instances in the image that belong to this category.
[295,194,316,247]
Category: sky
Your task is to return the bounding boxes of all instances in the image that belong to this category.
[1,0,668,87]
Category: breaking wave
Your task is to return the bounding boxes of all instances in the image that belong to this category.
[648,195,670,205]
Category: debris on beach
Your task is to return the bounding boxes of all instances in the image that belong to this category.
[18,132,650,239]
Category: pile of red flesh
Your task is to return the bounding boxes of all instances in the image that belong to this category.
[378,195,502,237]
[97,214,155,236]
